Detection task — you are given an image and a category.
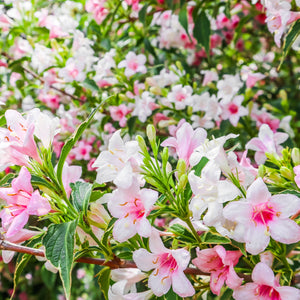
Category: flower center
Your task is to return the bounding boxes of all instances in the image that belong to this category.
[252,202,276,228]
[257,284,281,300]
[228,103,239,114]
[128,59,139,71]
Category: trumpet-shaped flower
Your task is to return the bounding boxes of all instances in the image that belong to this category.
[92,130,142,188]
[2,109,40,163]
[161,122,207,166]
[0,167,51,238]
[223,177,300,255]
[192,245,243,295]
[118,52,147,77]
[233,262,300,300]
[133,231,195,297]
[246,124,288,164]
[108,179,157,242]
[188,161,241,226]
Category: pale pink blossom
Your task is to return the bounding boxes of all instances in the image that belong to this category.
[192,245,243,295]
[189,161,241,226]
[58,58,86,82]
[133,231,195,297]
[220,95,248,126]
[217,74,243,101]
[0,167,51,238]
[58,162,82,197]
[223,177,300,255]
[265,1,300,47]
[294,165,300,188]
[252,111,280,133]
[1,110,40,163]
[161,122,207,166]
[118,52,147,77]
[164,84,193,110]
[92,130,142,188]
[132,92,158,123]
[233,262,300,299]
[201,70,218,86]
[109,268,151,299]
[109,104,131,127]
[108,178,157,242]
[246,124,288,164]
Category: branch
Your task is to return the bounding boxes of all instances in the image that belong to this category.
[1,239,299,284]
[1,52,84,103]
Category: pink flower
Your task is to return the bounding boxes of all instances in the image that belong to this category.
[220,95,248,126]
[223,177,300,255]
[246,124,288,164]
[71,140,93,161]
[58,162,82,197]
[233,262,300,300]
[118,52,147,77]
[1,110,40,164]
[165,84,193,110]
[108,178,157,242]
[109,104,131,127]
[294,165,300,188]
[192,245,243,295]
[85,0,109,24]
[133,231,195,297]
[161,122,207,166]
[0,167,51,238]
[201,70,218,86]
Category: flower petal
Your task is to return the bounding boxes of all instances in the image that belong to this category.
[269,218,300,244]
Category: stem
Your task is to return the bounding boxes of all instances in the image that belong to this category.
[184,217,202,245]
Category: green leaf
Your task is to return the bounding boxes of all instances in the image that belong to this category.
[192,156,209,176]
[0,114,6,127]
[280,267,293,285]
[0,173,15,186]
[97,267,111,300]
[231,240,247,257]
[279,19,300,69]
[201,232,231,244]
[179,6,191,41]
[220,288,234,300]
[11,254,32,300]
[83,78,99,92]
[193,10,211,56]
[71,181,92,215]
[56,104,103,189]
[31,174,55,191]
[42,220,78,300]
[138,4,149,25]
[169,224,196,243]
[41,265,58,290]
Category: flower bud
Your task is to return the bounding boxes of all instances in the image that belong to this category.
[258,165,266,178]
[150,86,162,95]
[87,201,110,229]
[161,147,169,163]
[146,125,156,144]
[280,166,293,181]
[136,135,147,153]
[292,148,300,165]
[178,174,188,191]
[177,159,186,179]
